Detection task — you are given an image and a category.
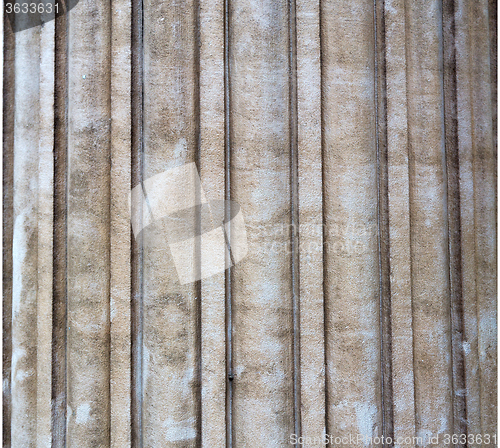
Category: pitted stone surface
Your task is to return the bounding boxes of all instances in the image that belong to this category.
[3,0,496,446]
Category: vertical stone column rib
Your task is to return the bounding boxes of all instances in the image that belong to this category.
[142,0,200,445]
[37,17,55,448]
[455,0,497,440]
[467,0,497,435]
[405,0,454,441]
[454,0,482,439]
[385,0,417,441]
[374,0,394,441]
[110,0,132,446]
[230,0,294,445]
[296,0,326,443]
[3,13,15,448]
[66,0,112,445]
[11,22,40,448]
[442,0,467,439]
[199,0,227,444]
[321,0,382,440]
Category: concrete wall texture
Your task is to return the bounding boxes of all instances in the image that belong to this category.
[2,0,497,446]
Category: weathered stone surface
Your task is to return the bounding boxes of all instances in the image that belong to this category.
[297,0,325,444]
[230,1,294,446]
[141,0,200,445]
[66,1,111,445]
[322,0,383,443]
[110,0,132,445]
[386,0,416,441]
[405,0,454,440]
[3,0,496,447]
[11,22,41,448]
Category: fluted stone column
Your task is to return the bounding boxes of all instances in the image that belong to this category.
[3,0,496,447]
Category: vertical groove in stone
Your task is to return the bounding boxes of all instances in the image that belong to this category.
[405,0,454,440]
[110,0,132,446]
[2,12,15,448]
[296,0,326,443]
[141,0,199,444]
[289,0,301,441]
[193,0,203,444]
[442,0,467,439]
[130,0,144,445]
[38,17,55,448]
[224,0,233,445]
[52,3,69,445]
[199,0,227,442]
[11,18,40,447]
[321,0,382,440]
[66,0,112,444]
[374,0,394,442]
[230,0,294,444]
[319,0,329,433]
[385,0,416,440]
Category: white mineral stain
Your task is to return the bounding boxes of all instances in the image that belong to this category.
[462,340,471,355]
[355,401,378,444]
[162,417,196,442]
[12,347,30,384]
[173,138,187,163]
[142,343,151,385]
[75,403,91,424]
[12,209,30,317]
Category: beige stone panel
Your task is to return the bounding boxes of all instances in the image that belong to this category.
[66,0,112,445]
[466,0,497,436]
[405,0,453,441]
[110,0,132,446]
[199,0,226,443]
[296,0,325,442]
[37,18,55,448]
[321,0,382,440]
[385,0,416,442]
[11,23,40,448]
[230,0,294,445]
[141,0,200,445]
